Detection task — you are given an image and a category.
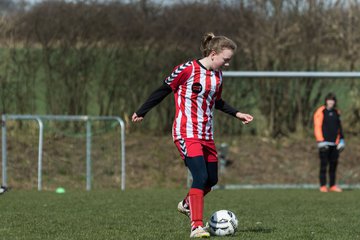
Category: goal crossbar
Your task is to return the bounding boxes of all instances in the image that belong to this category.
[223,71,360,78]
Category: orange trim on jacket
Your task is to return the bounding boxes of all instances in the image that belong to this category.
[313,106,343,144]
[314,106,325,142]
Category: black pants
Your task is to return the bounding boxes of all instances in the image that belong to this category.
[319,146,339,187]
[185,156,218,190]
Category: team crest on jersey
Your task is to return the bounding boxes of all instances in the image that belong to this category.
[192,83,203,93]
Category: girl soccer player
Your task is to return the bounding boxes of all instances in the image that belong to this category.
[314,93,345,192]
[132,33,253,238]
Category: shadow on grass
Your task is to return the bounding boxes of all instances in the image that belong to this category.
[238,226,274,234]
[211,227,275,238]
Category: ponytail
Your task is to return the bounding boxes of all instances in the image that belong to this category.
[200,32,216,57]
[200,32,237,57]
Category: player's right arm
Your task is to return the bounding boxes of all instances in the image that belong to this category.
[132,83,173,122]
[313,106,329,151]
[214,83,253,124]
[132,61,192,122]
[313,106,325,142]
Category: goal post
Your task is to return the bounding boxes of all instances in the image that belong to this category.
[187,71,360,189]
[1,114,126,191]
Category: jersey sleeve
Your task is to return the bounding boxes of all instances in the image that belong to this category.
[216,71,223,100]
[314,106,325,142]
[164,61,192,91]
[216,83,223,100]
[215,99,238,117]
[135,83,172,117]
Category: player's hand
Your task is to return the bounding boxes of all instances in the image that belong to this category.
[236,112,253,124]
[337,139,345,152]
[132,113,144,123]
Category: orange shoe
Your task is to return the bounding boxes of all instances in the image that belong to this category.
[319,186,328,192]
[329,185,343,192]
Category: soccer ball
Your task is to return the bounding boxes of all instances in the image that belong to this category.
[208,210,238,236]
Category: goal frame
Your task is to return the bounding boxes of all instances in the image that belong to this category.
[1,114,126,191]
[187,71,360,189]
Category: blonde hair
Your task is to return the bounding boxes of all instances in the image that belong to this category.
[200,32,237,57]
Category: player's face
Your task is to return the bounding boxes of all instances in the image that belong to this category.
[211,48,234,70]
[326,99,335,109]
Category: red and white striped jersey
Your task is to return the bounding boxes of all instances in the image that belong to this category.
[165,60,223,140]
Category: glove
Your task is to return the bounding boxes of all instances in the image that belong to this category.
[317,142,329,152]
[337,139,345,152]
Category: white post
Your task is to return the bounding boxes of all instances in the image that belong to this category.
[36,118,44,191]
[187,170,192,188]
[86,119,92,191]
[118,118,126,191]
[1,115,7,186]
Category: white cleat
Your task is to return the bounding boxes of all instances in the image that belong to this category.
[190,226,210,238]
[177,200,190,218]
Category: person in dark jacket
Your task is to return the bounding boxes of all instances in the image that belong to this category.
[313,93,345,192]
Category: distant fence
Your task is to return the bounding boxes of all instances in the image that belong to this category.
[1,114,126,191]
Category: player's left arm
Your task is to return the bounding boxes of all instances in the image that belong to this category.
[214,82,253,124]
[336,110,345,151]
[338,111,345,139]
[215,99,253,124]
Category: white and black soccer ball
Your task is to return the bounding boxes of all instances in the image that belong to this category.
[0,186,8,195]
[208,210,238,236]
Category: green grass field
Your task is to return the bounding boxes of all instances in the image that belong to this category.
[0,189,359,240]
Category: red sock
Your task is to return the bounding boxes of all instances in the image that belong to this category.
[188,188,204,230]
[183,187,211,212]
[185,186,211,204]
